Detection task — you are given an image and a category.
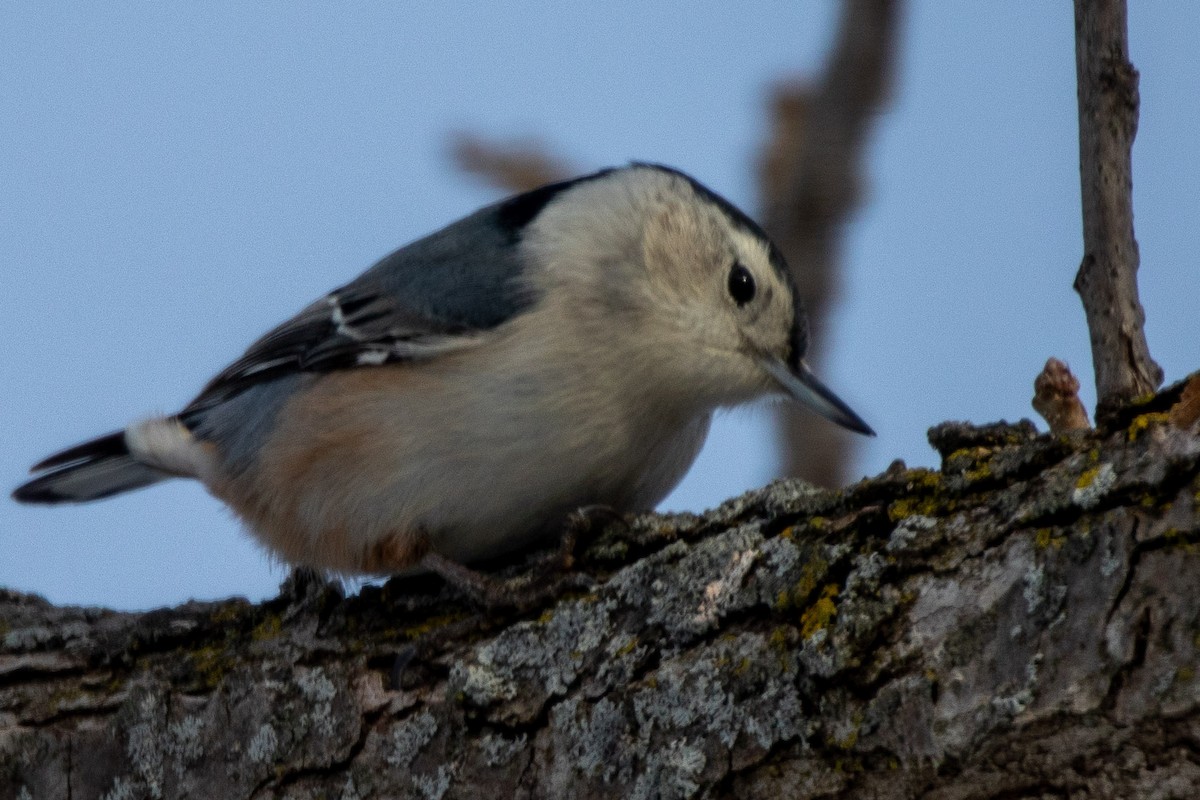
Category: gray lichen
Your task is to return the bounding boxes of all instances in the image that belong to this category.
[4,402,1200,798]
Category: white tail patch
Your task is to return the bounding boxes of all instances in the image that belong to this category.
[125,418,218,484]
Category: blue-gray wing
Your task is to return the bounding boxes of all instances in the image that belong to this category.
[182,179,595,414]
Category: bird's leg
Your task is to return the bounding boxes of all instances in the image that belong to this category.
[547,504,628,571]
[392,508,628,688]
[419,505,626,610]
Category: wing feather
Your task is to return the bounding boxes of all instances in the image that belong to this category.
[185,285,483,413]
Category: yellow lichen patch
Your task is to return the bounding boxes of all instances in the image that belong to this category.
[1076,466,1101,490]
[964,460,993,483]
[251,614,283,642]
[800,584,839,639]
[832,756,864,774]
[1178,666,1195,684]
[798,558,828,595]
[190,643,235,688]
[776,557,831,610]
[614,636,639,658]
[832,728,859,751]
[767,626,795,672]
[827,712,864,751]
[1161,529,1199,554]
[209,601,247,626]
[778,526,795,540]
[1127,412,1170,443]
[902,470,945,494]
[888,496,940,522]
[402,612,468,640]
[1034,528,1065,551]
[945,447,992,477]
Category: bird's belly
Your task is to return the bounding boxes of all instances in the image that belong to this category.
[418,410,712,563]
[230,364,711,573]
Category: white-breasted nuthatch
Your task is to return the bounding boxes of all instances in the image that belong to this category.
[14,164,872,577]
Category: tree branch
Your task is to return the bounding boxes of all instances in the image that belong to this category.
[1073,0,1163,419]
[447,133,574,194]
[4,374,1200,798]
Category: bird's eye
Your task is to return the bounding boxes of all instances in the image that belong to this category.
[727,263,756,307]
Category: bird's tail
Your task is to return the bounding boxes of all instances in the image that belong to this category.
[13,418,211,504]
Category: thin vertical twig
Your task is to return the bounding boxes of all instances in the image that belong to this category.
[1072,0,1162,419]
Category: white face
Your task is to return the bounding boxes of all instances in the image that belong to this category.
[637,187,801,408]
[517,166,870,433]
[518,166,848,412]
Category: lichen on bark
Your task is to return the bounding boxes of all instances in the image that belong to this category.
[4,374,1200,799]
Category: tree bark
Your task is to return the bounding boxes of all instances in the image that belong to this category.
[4,375,1200,799]
[1073,0,1163,420]
[761,0,904,488]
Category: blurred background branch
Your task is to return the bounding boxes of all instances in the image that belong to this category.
[761,0,903,488]
[448,133,574,194]
[451,0,905,491]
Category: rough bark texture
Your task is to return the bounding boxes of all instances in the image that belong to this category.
[761,0,903,488]
[1073,0,1163,419]
[4,374,1200,799]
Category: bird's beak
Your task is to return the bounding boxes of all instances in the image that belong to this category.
[761,357,875,436]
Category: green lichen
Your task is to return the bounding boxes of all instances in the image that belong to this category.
[800,584,839,639]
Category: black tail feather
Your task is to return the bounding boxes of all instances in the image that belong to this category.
[30,430,129,471]
[14,431,167,504]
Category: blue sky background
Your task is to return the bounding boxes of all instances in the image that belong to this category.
[3,3,1198,610]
